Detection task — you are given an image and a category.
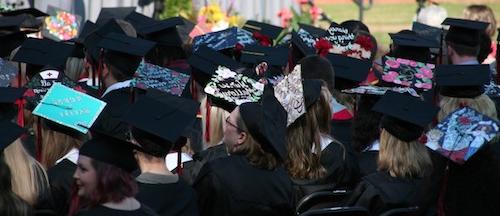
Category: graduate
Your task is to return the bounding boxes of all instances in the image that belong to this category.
[122,90,200,216]
[193,86,294,216]
[442,18,489,65]
[347,92,439,215]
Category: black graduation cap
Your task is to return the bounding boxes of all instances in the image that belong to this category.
[243,20,283,40]
[0,87,26,103]
[73,21,98,44]
[326,53,371,90]
[80,130,139,172]
[97,32,155,77]
[187,45,244,87]
[0,121,25,152]
[299,23,327,38]
[0,8,48,17]
[412,22,443,50]
[83,19,129,62]
[123,91,198,152]
[124,12,153,30]
[390,31,440,48]
[372,91,439,142]
[303,79,322,108]
[240,45,289,67]
[95,7,136,26]
[137,17,185,47]
[435,64,490,98]
[0,15,26,30]
[12,38,74,69]
[442,18,489,47]
[291,30,316,57]
[239,86,287,160]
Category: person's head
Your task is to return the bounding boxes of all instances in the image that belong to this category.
[478,32,493,63]
[130,127,171,164]
[39,119,84,168]
[351,94,383,152]
[438,94,497,122]
[73,155,137,206]
[65,57,85,81]
[340,20,370,34]
[145,45,187,67]
[389,30,432,63]
[463,4,497,38]
[0,154,32,216]
[377,129,432,178]
[299,55,335,94]
[416,5,448,28]
[223,106,278,170]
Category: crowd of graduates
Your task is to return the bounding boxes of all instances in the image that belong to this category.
[0,3,500,216]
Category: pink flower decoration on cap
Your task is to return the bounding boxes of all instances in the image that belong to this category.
[385,59,400,68]
[382,71,399,82]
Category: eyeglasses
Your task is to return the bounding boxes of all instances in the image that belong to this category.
[225,116,244,132]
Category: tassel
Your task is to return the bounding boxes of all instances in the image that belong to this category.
[97,50,104,96]
[176,149,183,176]
[36,117,42,161]
[496,36,500,84]
[205,99,211,143]
[437,163,450,216]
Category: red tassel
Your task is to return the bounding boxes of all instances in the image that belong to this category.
[205,100,211,143]
[14,99,24,127]
[437,163,450,216]
[496,40,500,84]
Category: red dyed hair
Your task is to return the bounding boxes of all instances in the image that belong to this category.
[68,159,137,215]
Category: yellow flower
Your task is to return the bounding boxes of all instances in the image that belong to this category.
[228,15,240,26]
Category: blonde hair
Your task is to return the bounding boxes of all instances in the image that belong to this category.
[65,57,85,81]
[38,125,82,169]
[234,114,278,170]
[463,5,497,38]
[378,129,432,178]
[438,94,497,121]
[201,97,230,148]
[285,86,331,180]
[3,139,50,206]
[332,90,356,114]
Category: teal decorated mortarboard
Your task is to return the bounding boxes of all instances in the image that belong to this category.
[32,83,106,134]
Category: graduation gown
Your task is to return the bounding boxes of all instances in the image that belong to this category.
[180,144,228,185]
[75,204,158,216]
[320,141,360,189]
[357,151,378,177]
[193,155,294,216]
[347,171,427,215]
[136,173,199,216]
[47,159,77,216]
[330,119,353,153]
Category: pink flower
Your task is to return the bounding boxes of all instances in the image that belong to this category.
[382,71,399,82]
[409,60,418,67]
[426,63,435,69]
[400,81,411,87]
[415,73,424,79]
[415,82,432,89]
[385,59,400,68]
[419,67,433,78]
[397,58,410,65]
[310,6,322,21]
[278,8,293,28]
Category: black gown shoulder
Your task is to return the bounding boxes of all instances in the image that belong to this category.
[193,155,294,216]
[347,171,427,215]
[136,178,199,216]
[320,141,360,188]
[357,151,378,177]
[181,144,228,185]
[76,204,158,216]
[47,159,77,216]
[330,119,353,152]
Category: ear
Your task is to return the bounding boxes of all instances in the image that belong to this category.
[236,131,248,146]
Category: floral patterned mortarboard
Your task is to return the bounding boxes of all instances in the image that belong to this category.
[380,56,435,90]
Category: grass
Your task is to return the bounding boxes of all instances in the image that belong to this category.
[319,2,500,52]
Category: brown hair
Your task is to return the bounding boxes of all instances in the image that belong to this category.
[438,94,497,122]
[234,115,278,170]
[463,5,497,38]
[377,129,432,178]
[39,128,82,168]
[285,87,331,180]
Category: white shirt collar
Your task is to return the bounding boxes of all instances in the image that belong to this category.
[102,79,132,97]
[165,152,193,171]
[55,148,79,165]
[456,60,479,65]
[363,140,380,152]
[318,134,334,151]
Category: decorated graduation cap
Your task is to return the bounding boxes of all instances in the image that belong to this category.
[12,38,74,69]
[95,7,136,26]
[0,120,25,152]
[243,20,283,40]
[389,30,438,63]
[188,45,244,87]
[42,5,81,41]
[0,58,18,87]
[137,16,186,47]
[324,22,355,51]
[274,64,305,126]
[32,83,107,134]
[442,18,489,47]
[299,23,327,38]
[426,106,500,164]
[342,85,420,98]
[133,61,190,96]
[80,129,139,172]
[240,85,288,160]
[373,91,440,142]
[122,90,199,154]
[377,56,435,91]
[435,64,490,98]
[97,32,156,77]
[192,27,256,52]
[240,45,289,67]
[326,53,371,90]
[204,66,264,111]
[291,29,316,57]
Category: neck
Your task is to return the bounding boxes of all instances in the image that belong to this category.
[451,55,477,65]
[102,197,140,210]
[138,158,172,175]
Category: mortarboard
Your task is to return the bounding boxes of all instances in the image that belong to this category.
[435,64,490,98]
[204,66,264,111]
[97,32,156,76]
[137,17,185,47]
[0,8,48,17]
[32,83,107,134]
[425,106,500,164]
[342,85,420,98]
[123,91,199,152]
[299,23,327,38]
[12,38,74,69]
[124,12,152,31]
[412,22,443,51]
[240,45,289,67]
[42,5,82,41]
[188,45,244,87]
[372,91,440,142]
[326,53,371,90]
[74,21,98,44]
[240,85,288,160]
[0,31,27,58]
[79,130,139,172]
[442,18,489,47]
[95,7,136,26]
[192,27,256,52]
[376,56,435,90]
[133,60,190,96]
[243,20,283,40]
[291,30,316,57]
[324,22,355,49]
[0,87,26,103]
[274,64,306,126]
[83,19,130,62]
[0,121,25,152]
[0,58,18,87]
[390,31,440,48]
[0,15,26,30]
